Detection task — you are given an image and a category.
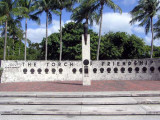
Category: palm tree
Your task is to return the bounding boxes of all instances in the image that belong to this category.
[35,0,56,60]
[1,16,24,57]
[14,0,40,61]
[16,28,24,56]
[71,0,100,45]
[0,0,17,60]
[130,0,160,58]
[154,15,160,40]
[88,0,122,60]
[7,18,22,55]
[55,0,75,61]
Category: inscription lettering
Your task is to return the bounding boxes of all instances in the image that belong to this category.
[134,61,138,65]
[52,63,55,66]
[139,61,143,65]
[20,60,156,68]
[64,62,67,66]
[28,63,31,67]
[128,62,131,66]
[70,63,73,66]
[102,62,105,66]
[58,62,61,66]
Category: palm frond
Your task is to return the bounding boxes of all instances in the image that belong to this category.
[105,0,122,13]
[145,18,151,34]
[154,15,160,39]
[29,15,40,25]
[130,0,160,35]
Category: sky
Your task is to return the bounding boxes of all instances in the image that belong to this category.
[23,0,160,46]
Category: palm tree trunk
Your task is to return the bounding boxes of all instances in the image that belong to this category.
[19,39,21,56]
[45,11,48,61]
[24,18,27,61]
[8,36,10,57]
[59,9,62,61]
[7,46,9,57]
[96,4,104,60]
[150,17,154,58]
[3,20,7,60]
[13,38,15,55]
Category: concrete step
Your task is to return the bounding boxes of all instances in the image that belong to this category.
[1,115,160,120]
[0,91,160,98]
[0,91,160,116]
[0,104,160,115]
[0,97,160,105]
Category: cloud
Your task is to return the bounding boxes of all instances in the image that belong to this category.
[27,12,160,46]
[92,12,160,46]
[132,26,144,34]
[27,20,64,43]
[28,28,47,43]
[144,33,160,46]
[65,20,74,24]
[92,12,145,35]
[154,39,160,46]
[93,13,133,34]
[145,34,152,45]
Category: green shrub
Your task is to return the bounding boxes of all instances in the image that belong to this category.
[0,68,3,77]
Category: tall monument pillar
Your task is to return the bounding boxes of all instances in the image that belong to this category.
[82,34,91,86]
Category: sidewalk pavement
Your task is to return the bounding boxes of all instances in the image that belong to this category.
[0,80,160,92]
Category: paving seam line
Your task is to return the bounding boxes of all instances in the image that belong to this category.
[139,104,148,114]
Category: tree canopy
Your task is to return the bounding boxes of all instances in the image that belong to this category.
[39,22,159,60]
[130,0,160,58]
[0,22,160,60]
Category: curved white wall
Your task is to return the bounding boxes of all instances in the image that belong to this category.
[1,58,160,83]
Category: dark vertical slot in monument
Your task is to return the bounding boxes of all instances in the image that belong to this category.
[23,68,27,74]
[135,67,139,73]
[45,68,49,74]
[79,68,82,74]
[84,66,88,74]
[107,68,111,73]
[128,67,132,73]
[52,68,56,74]
[150,67,155,73]
[37,68,42,74]
[59,68,63,74]
[121,67,125,73]
[30,69,35,74]
[100,68,104,73]
[93,68,97,73]
[158,67,160,72]
[72,68,77,74]
[142,67,147,73]
[114,68,118,73]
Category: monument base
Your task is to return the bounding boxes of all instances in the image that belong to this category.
[83,78,91,86]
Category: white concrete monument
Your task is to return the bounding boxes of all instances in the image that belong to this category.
[82,34,91,86]
[0,34,160,84]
